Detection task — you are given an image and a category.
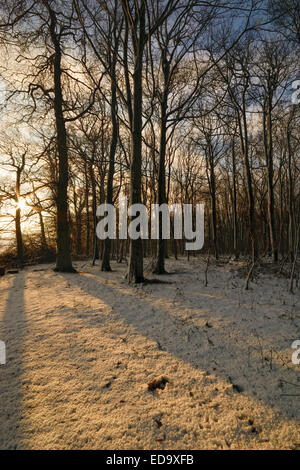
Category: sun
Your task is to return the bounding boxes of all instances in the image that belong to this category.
[15,199,27,211]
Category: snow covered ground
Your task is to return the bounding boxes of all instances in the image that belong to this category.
[0,257,299,450]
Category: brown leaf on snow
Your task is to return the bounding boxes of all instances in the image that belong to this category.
[147,376,169,392]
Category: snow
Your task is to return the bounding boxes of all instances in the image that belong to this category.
[0,257,299,449]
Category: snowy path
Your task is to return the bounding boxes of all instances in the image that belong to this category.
[0,258,299,449]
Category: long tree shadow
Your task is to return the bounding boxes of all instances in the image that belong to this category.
[59,271,300,424]
[0,272,26,450]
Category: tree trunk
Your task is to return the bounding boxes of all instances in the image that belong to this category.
[239,103,257,261]
[263,92,278,263]
[287,119,295,261]
[231,138,239,260]
[84,160,90,256]
[15,207,23,268]
[154,77,168,274]
[205,137,218,260]
[89,161,98,266]
[39,210,48,252]
[208,146,218,260]
[15,167,24,268]
[102,63,118,271]
[46,2,74,272]
[127,4,145,284]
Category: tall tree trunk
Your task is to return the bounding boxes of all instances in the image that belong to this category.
[89,161,98,266]
[263,92,278,263]
[84,160,90,256]
[15,164,24,268]
[205,137,218,260]
[208,145,218,260]
[39,210,48,252]
[287,120,295,261]
[231,138,239,259]
[154,72,168,274]
[15,206,23,268]
[14,179,24,267]
[102,64,118,271]
[127,4,145,283]
[239,102,257,261]
[45,1,74,272]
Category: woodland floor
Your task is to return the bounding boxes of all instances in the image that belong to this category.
[0,257,299,450]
